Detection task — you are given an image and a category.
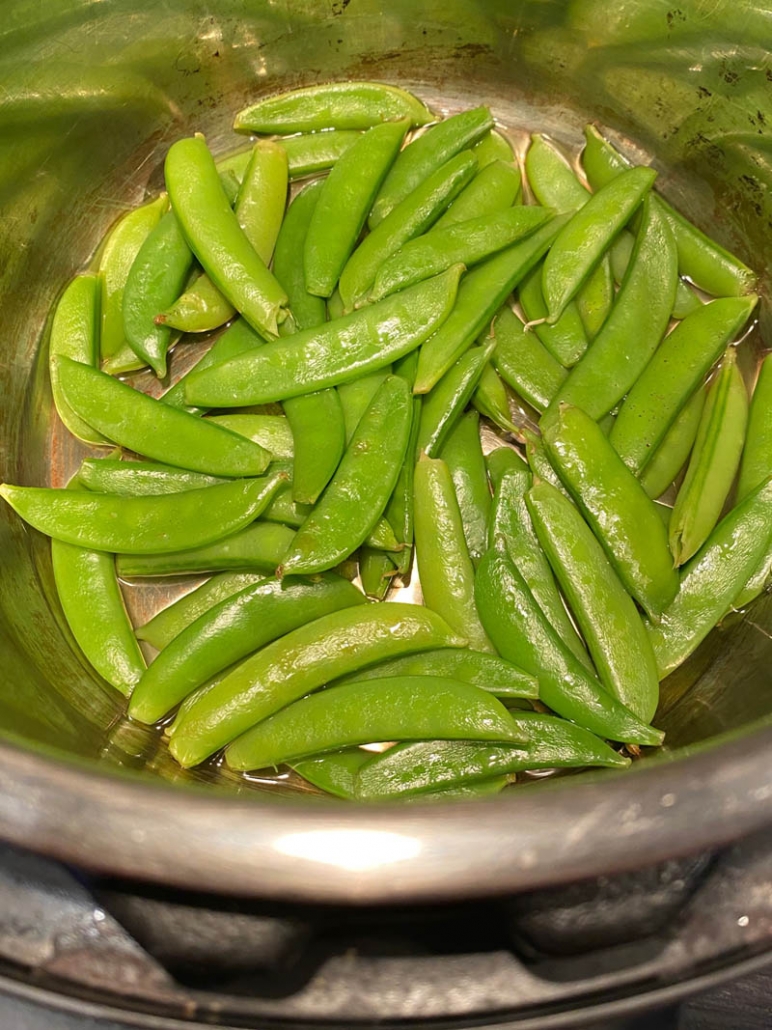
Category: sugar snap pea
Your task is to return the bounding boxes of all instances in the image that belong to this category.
[647,476,772,677]
[523,428,568,497]
[54,357,271,477]
[369,106,494,227]
[183,265,462,407]
[640,386,706,500]
[472,365,519,435]
[165,136,288,338]
[432,160,521,231]
[78,457,226,495]
[440,411,491,568]
[415,456,493,652]
[485,446,528,489]
[304,119,408,298]
[279,375,411,577]
[492,306,567,413]
[472,130,514,168]
[610,296,758,474]
[159,274,236,336]
[205,414,294,460]
[475,546,664,745]
[280,130,363,178]
[737,353,772,502]
[225,676,526,772]
[129,572,365,725]
[416,343,493,458]
[233,82,433,134]
[519,265,588,369]
[273,179,328,332]
[291,749,370,800]
[576,259,614,341]
[339,151,477,310]
[359,548,396,601]
[168,603,467,767]
[355,714,629,799]
[545,404,678,620]
[338,371,390,444]
[385,355,422,578]
[527,480,659,723]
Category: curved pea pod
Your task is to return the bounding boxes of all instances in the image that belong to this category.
[371,206,552,302]
[492,306,566,413]
[136,572,269,650]
[359,548,396,601]
[339,151,477,311]
[164,136,288,338]
[432,160,521,231]
[475,546,664,746]
[737,353,772,502]
[523,428,567,497]
[264,480,395,546]
[129,572,366,725]
[291,749,370,800]
[526,134,588,211]
[304,119,408,298]
[183,265,462,407]
[416,343,493,458]
[669,349,749,566]
[225,676,526,772]
[54,357,271,477]
[648,476,772,677]
[527,480,659,723]
[338,371,390,444]
[610,296,758,474]
[542,166,657,323]
[355,714,630,799]
[472,364,519,435]
[370,106,494,228]
[159,274,236,335]
[410,777,510,802]
[385,362,422,578]
[279,376,411,577]
[116,522,295,578]
[414,456,493,652]
[233,81,433,134]
[168,603,467,767]
[273,179,329,332]
[518,264,588,369]
[440,411,491,568]
[205,413,294,459]
[582,125,757,298]
[485,445,528,489]
[472,130,514,168]
[98,194,167,360]
[121,207,193,376]
[546,196,678,421]
[0,475,283,554]
[49,274,108,446]
[334,648,537,701]
[576,257,614,342]
[545,404,678,620]
[640,386,706,500]
[281,130,363,178]
[414,214,566,394]
[78,457,226,495]
[488,468,590,669]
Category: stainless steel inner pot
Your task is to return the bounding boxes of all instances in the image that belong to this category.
[0,0,770,903]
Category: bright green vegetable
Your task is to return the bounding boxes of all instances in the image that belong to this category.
[737,353,772,502]
[472,130,514,168]
[291,749,370,800]
[281,130,363,178]
[432,159,521,230]
[484,446,528,489]
[159,274,236,335]
[416,343,493,458]
[273,179,328,332]
[204,414,294,460]
[78,458,226,495]
[492,306,567,413]
[471,364,518,435]
[440,411,491,568]
[640,387,707,500]
[338,371,390,444]
[359,548,395,601]
[518,264,588,368]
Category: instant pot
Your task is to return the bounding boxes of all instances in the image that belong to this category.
[0,0,771,1025]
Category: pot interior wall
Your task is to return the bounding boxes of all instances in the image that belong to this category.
[0,0,770,798]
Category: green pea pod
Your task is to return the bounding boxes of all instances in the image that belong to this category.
[78,457,226,495]
[233,82,433,133]
[168,603,467,767]
[547,196,678,421]
[279,376,412,577]
[492,306,566,413]
[159,275,236,335]
[648,476,772,677]
[416,343,493,458]
[359,548,396,601]
[672,280,702,319]
[732,541,772,612]
[338,371,391,444]
[281,130,363,178]
[737,353,772,502]
[54,357,271,477]
[640,386,707,500]
[204,413,294,459]
[475,546,664,746]
[525,134,587,211]
[100,342,149,377]
[610,296,758,474]
[576,258,614,341]
[122,208,193,376]
[385,371,422,578]
[363,658,524,714]
[523,428,568,497]
[164,136,288,338]
[304,119,408,298]
[183,265,462,407]
[472,365,518,435]
[291,749,370,800]
[225,675,525,772]
[0,475,282,554]
[414,214,566,394]
[116,522,295,578]
[371,206,552,302]
[49,274,108,446]
[542,166,657,323]
[370,106,494,227]
[582,125,757,298]
[432,160,521,231]
[488,468,590,669]
[414,456,493,652]
[527,480,659,723]
[98,195,167,360]
[355,714,629,799]
[518,264,588,368]
[129,572,366,724]
[327,288,345,321]
[472,130,514,168]
[545,404,678,620]
[273,180,329,332]
[136,572,269,649]
[669,349,749,566]
[440,411,491,568]
[259,483,310,528]
[339,151,477,310]
[408,777,510,802]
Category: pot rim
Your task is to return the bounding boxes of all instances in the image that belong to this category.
[1,720,771,902]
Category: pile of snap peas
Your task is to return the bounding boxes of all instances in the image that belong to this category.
[2,80,769,802]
